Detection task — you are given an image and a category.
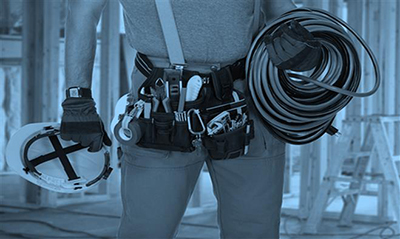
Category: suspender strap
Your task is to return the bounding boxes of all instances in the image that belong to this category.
[252,0,261,37]
[155,0,186,66]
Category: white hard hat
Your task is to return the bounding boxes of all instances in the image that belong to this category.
[6,122,113,193]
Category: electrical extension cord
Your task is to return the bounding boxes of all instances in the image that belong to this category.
[246,8,380,144]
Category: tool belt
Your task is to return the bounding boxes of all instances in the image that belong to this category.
[114,0,262,159]
[116,53,254,160]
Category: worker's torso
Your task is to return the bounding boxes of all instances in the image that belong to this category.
[119,0,262,64]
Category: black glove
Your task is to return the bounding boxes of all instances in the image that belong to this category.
[61,97,112,152]
[264,20,322,71]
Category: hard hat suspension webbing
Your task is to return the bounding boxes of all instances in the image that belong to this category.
[29,143,85,167]
[48,135,80,181]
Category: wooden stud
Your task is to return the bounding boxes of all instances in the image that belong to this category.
[302,0,329,10]
[299,144,311,219]
[22,0,41,125]
[379,1,396,118]
[362,0,379,116]
[379,2,397,178]
[100,0,120,127]
[42,0,60,122]
[346,0,364,149]
[99,0,120,196]
[0,0,10,34]
[395,0,400,180]
[283,144,292,194]
[21,0,61,207]
[309,140,321,207]
[328,0,345,18]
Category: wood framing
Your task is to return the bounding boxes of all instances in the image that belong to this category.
[396,0,400,157]
[100,0,120,126]
[21,0,61,207]
[283,144,292,194]
[100,0,120,196]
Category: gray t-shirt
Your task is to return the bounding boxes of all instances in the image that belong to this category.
[119,0,262,64]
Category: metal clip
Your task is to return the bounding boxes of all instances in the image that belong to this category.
[187,109,206,150]
[122,100,145,131]
[133,100,145,118]
[187,109,205,135]
[174,64,185,76]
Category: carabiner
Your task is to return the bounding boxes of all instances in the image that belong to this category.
[187,109,206,136]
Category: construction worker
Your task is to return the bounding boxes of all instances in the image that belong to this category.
[61,0,320,238]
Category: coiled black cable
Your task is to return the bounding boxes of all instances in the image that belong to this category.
[246,8,380,144]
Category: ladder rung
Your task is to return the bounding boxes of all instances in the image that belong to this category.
[332,189,360,197]
[361,190,379,196]
[348,151,371,158]
[330,176,385,184]
[332,189,379,197]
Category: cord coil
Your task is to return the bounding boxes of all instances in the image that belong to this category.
[246,8,380,144]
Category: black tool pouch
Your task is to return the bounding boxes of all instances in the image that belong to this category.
[137,112,193,152]
[135,68,207,152]
[201,88,255,160]
[203,120,254,160]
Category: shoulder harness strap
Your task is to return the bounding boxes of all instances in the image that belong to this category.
[252,0,261,37]
[155,0,186,66]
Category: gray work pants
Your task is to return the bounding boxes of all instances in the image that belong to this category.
[117,66,286,239]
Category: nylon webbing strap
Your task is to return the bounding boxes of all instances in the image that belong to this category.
[252,0,261,36]
[155,0,186,66]
[49,135,79,180]
[30,144,85,167]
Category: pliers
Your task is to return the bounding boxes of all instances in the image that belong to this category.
[150,78,172,113]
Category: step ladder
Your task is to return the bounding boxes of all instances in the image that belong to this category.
[303,115,400,234]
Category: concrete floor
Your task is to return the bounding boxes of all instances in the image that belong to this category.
[0,197,398,239]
